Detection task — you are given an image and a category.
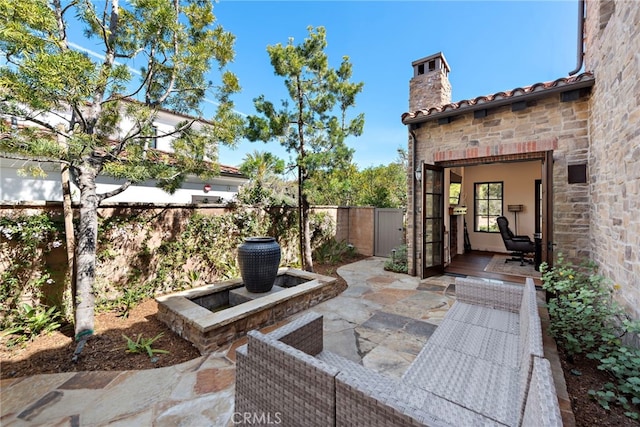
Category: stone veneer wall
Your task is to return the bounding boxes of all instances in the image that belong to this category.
[0,203,376,298]
[584,0,640,319]
[409,69,452,112]
[407,95,590,277]
[156,272,340,354]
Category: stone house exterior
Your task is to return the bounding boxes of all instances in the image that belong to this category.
[403,0,639,320]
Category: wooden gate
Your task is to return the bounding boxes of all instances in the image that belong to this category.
[374,208,405,257]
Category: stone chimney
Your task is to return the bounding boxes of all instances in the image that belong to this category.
[409,52,451,111]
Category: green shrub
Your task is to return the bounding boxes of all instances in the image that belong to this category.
[588,344,640,419]
[540,254,620,355]
[0,214,65,322]
[1,303,61,346]
[309,211,335,249]
[541,254,640,419]
[384,245,408,273]
[313,239,357,265]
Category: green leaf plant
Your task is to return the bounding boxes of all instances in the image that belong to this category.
[122,333,170,359]
[384,245,408,274]
[1,303,61,346]
[541,254,640,419]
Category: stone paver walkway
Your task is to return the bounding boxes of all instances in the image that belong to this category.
[1,257,572,426]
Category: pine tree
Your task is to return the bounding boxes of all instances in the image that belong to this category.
[245,26,364,271]
[0,0,243,346]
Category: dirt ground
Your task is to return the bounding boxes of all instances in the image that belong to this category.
[560,349,639,426]
[1,258,638,426]
[0,259,356,377]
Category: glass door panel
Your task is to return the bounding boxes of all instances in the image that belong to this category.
[422,164,445,278]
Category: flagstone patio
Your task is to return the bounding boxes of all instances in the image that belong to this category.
[0,257,572,426]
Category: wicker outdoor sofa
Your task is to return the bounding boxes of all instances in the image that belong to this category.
[234,277,563,427]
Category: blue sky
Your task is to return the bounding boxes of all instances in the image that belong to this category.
[68,1,580,170]
[211,0,579,169]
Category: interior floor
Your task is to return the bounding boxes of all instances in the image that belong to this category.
[445,250,542,286]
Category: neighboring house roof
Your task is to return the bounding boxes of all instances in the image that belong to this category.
[2,114,246,179]
[0,127,245,180]
[401,72,595,125]
[142,148,245,178]
[219,164,243,177]
[118,96,217,126]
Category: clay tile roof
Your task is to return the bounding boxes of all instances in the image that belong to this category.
[154,150,245,177]
[219,164,243,176]
[117,148,245,178]
[401,72,595,124]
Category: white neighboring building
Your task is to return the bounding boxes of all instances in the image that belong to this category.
[1,105,248,204]
[0,158,246,204]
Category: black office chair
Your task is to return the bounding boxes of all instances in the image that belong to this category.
[496,216,535,266]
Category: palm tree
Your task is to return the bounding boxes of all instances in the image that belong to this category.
[238,151,290,205]
[240,150,285,187]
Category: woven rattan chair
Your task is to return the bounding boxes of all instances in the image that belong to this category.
[234,278,562,427]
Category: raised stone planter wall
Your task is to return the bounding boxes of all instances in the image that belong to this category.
[156,268,339,353]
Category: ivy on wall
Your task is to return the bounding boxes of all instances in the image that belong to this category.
[0,213,66,326]
[0,205,338,321]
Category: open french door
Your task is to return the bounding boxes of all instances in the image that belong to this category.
[541,151,554,267]
[422,163,445,278]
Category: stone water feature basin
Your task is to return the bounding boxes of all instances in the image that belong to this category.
[156,268,337,353]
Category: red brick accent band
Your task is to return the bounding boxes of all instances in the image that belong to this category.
[434,138,558,163]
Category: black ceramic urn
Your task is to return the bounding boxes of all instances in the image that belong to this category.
[237,237,281,293]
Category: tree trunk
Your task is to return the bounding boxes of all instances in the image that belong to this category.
[301,195,314,272]
[74,168,100,340]
[57,128,76,321]
[60,163,76,321]
[297,164,305,270]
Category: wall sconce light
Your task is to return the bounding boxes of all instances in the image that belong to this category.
[414,161,423,182]
[203,184,211,193]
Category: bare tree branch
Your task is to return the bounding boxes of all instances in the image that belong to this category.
[114,47,145,59]
[153,0,180,105]
[97,180,132,201]
[123,69,152,100]
[19,114,58,133]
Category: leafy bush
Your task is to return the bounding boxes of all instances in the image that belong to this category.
[588,345,640,419]
[541,254,640,419]
[313,239,356,265]
[0,214,65,322]
[1,303,61,346]
[540,254,620,355]
[309,211,335,248]
[384,245,408,273]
